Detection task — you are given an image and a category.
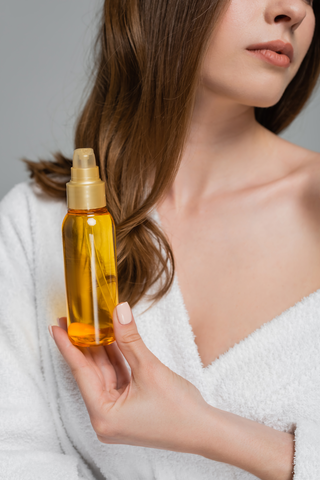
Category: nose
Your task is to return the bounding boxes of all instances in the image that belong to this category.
[264,0,307,32]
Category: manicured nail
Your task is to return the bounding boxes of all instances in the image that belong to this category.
[48,325,54,339]
[116,302,132,325]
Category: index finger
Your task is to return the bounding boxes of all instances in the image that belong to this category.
[51,325,109,416]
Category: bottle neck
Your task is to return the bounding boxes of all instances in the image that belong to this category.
[67,206,109,215]
[66,181,106,210]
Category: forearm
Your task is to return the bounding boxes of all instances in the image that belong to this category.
[193,405,294,480]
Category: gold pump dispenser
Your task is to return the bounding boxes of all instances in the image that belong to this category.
[62,148,118,347]
[67,148,106,210]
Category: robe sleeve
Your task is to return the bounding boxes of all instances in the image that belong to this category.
[0,184,87,480]
[293,418,320,480]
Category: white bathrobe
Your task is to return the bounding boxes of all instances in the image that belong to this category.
[0,181,319,480]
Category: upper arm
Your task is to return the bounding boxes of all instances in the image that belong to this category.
[0,183,85,479]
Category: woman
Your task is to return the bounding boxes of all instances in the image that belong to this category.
[1,0,319,478]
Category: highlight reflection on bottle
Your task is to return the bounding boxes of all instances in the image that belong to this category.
[62,148,118,347]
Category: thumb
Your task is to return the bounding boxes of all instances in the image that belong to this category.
[113,302,154,371]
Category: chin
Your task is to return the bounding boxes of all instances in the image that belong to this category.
[249,96,285,109]
[249,92,287,109]
[232,75,290,108]
[236,84,289,109]
[203,76,289,109]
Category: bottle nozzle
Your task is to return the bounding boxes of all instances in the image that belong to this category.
[73,148,96,169]
[66,148,106,210]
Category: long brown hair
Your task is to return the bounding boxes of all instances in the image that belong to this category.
[24,0,320,307]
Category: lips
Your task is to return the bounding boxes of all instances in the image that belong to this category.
[246,40,294,67]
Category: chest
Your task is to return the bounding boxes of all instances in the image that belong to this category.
[36,190,320,480]
[157,196,320,368]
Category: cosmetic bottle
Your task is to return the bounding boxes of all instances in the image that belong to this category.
[62,148,118,347]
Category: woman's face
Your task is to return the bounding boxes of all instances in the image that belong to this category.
[201,0,316,108]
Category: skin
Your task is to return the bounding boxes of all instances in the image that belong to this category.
[158,0,317,369]
[51,1,318,479]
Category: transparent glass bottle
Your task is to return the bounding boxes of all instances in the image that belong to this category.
[62,148,118,347]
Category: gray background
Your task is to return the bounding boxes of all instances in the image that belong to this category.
[1,0,319,200]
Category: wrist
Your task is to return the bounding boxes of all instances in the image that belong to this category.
[192,405,294,480]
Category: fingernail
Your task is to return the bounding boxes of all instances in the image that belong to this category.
[116,302,132,325]
[48,324,54,339]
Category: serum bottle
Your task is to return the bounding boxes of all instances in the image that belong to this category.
[62,148,118,347]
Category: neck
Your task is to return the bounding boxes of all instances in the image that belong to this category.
[167,86,276,210]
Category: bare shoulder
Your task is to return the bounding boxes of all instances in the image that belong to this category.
[268,132,319,184]
[277,137,320,219]
[299,151,320,228]
[260,134,320,282]
[290,146,320,202]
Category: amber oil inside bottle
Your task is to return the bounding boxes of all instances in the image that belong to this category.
[62,206,118,347]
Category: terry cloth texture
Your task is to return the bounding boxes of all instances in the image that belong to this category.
[0,181,319,480]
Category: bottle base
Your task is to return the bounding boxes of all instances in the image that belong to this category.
[69,337,116,347]
[68,322,115,347]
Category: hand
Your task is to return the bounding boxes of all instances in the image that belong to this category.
[50,305,294,479]
[50,302,208,453]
